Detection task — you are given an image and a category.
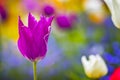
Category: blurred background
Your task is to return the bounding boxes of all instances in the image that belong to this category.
[0,0,120,80]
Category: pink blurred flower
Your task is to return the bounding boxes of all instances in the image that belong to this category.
[56,14,77,30]
[110,67,120,80]
[22,0,40,12]
[0,5,7,22]
[18,13,53,62]
[43,5,55,16]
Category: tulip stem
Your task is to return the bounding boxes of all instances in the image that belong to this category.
[33,61,37,80]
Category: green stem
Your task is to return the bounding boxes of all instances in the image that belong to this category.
[33,61,37,80]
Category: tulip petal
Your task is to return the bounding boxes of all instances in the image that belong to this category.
[104,0,120,28]
[18,25,34,60]
[89,55,97,66]
[33,16,53,44]
[30,16,53,60]
[28,13,37,30]
[19,16,24,27]
[81,56,88,68]
[18,16,24,36]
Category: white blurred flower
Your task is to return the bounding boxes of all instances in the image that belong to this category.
[84,0,103,13]
[84,0,106,23]
[81,55,108,79]
[104,0,120,29]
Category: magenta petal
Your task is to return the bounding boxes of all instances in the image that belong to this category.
[18,16,24,35]
[45,16,54,41]
[46,16,54,26]
[31,16,53,59]
[32,16,51,44]
[18,16,24,27]
[18,26,34,60]
[33,37,47,60]
[28,13,37,30]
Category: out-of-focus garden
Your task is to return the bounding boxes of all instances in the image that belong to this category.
[0,0,120,80]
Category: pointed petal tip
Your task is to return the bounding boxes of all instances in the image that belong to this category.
[40,15,45,19]
[28,12,37,28]
[51,15,54,19]
[28,12,35,19]
[18,16,21,21]
[81,56,88,67]
[81,56,87,62]
[29,12,32,16]
[49,15,54,21]
[18,16,24,27]
[47,15,54,25]
[28,12,34,19]
[18,16,20,19]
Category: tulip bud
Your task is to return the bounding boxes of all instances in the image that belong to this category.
[81,55,108,79]
[18,13,53,62]
[104,0,120,29]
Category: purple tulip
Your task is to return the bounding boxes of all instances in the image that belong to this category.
[0,5,7,22]
[56,15,72,29]
[18,13,53,62]
[56,14,77,30]
[43,5,54,16]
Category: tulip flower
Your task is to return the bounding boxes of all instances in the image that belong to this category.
[18,13,53,80]
[56,15,72,29]
[43,5,55,16]
[0,5,7,22]
[110,67,120,80]
[81,55,108,79]
[104,0,120,29]
[56,14,77,30]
